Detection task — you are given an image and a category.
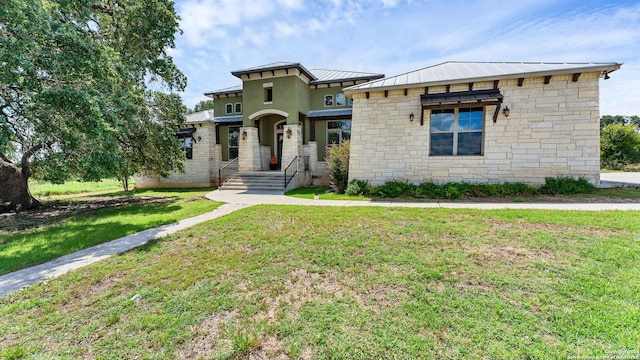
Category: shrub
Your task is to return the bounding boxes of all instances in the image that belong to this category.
[601,124,640,169]
[326,140,350,194]
[345,179,369,196]
[371,180,416,198]
[539,176,594,195]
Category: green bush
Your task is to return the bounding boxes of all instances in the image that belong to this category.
[326,140,350,194]
[345,179,369,196]
[601,124,640,169]
[363,178,592,199]
[539,176,594,195]
[371,180,417,198]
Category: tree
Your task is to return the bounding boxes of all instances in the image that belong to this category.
[600,115,640,130]
[188,99,215,114]
[1,0,187,212]
[600,124,640,169]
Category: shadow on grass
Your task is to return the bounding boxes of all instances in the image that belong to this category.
[103,187,218,198]
[0,202,183,275]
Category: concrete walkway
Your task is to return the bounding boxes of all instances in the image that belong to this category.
[2,176,640,298]
[205,189,640,211]
[599,172,640,188]
[0,203,249,298]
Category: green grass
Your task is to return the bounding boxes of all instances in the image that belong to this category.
[1,205,638,359]
[285,186,371,200]
[29,179,124,197]
[0,188,221,275]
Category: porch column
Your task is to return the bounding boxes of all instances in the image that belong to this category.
[281,125,303,173]
[239,127,261,172]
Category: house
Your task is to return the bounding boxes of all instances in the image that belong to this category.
[135,62,384,189]
[344,61,621,186]
[136,60,620,190]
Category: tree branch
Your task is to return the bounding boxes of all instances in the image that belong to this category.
[20,142,51,178]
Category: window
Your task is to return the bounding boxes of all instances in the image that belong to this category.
[430,107,483,156]
[327,120,351,145]
[228,126,239,159]
[225,103,233,114]
[180,137,193,160]
[324,94,334,107]
[264,87,273,103]
[336,93,346,106]
[234,102,242,114]
[347,98,353,106]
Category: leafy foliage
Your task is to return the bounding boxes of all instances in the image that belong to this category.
[346,177,591,199]
[600,114,640,130]
[188,99,215,114]
[326,140,350,194]
[600,124,640,169]
[538,177,594,195]
[0,0,187,210]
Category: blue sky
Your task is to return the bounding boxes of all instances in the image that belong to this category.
[171,0,640,116]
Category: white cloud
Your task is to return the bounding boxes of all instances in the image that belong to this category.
[178,0,276,46]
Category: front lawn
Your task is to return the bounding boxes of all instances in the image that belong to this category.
[0,188,221,275]
[1,206,638,359]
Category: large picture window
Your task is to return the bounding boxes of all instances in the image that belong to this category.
[430,107,483,156]
[228,127,239,159]
[327,120,351,146]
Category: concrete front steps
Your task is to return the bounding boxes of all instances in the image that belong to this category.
[219,172,286,191]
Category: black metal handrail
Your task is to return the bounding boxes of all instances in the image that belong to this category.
[284,156,298,188]
[218,157,239,186]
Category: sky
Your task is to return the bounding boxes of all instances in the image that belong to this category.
[170,0,640,116]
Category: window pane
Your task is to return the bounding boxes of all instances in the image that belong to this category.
[457,132,483,155]
[328,120,351,130]
[336,93,346,106]
[430,109,454,132]
[458,107,483,131]
[341,130,351,141]
[228,127,239,147]
[327,131,340,145]
[235,103,242,113]
[324,95,334,107]
[225,104,232,114]
[430,133,454,156]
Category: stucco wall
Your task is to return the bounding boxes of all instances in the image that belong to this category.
[348,72,602,185]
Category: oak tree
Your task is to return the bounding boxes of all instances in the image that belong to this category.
[1,0,187,212]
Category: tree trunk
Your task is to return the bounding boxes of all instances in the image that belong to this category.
[0,156,39,213]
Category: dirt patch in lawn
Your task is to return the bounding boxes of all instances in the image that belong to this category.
[0,196,172,232]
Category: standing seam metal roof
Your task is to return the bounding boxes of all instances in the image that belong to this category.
[344,61,622,93]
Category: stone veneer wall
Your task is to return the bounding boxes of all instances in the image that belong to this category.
[135,123,221,188]
[348,72,602,185]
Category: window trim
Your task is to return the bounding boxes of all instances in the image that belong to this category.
[228,126,239,160]
[335,93,346,106]
[180,137,193,160]
[429,106,485,157]
[324,94,334,107]
[326,120,351,146]
[234,102,242,114]
[225,103,233,114]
